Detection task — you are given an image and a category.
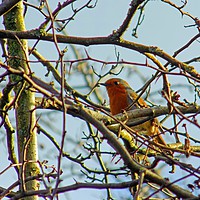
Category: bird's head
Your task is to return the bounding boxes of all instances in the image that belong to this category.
[100,78,130,96]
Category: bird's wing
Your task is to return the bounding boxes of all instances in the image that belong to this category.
[126,87,148,110]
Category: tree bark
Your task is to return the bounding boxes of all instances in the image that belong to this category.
[3,1,39,199]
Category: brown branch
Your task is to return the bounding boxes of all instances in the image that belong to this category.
[29,48,109,111]
[104,105,200,126]
[1,61,200,131]
[161,0,196,20]
[145,53,173,112]
[7,180,140,199]
[0,29,199,79]
[66,105,197,199]
[39,0,76,29]
[1,61,200,129]
[0,172,58,198]
[0,62,199,198]
[0,0,21,16]
[113,0,145,37]
[173,33,200,57]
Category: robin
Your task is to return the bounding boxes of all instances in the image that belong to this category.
[101,78,166,146]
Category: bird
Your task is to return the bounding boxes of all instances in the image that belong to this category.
[101,78,166,146]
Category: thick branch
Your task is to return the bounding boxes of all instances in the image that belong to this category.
[0,29,199,79]
[3,2,40,197]
[1,61,200,127]
[114,0,145,37]
[0,0,21,16]
[103,105,200,125]
[0,62,198,198]
[6,180,140,199]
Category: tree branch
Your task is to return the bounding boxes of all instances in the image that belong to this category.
[114,0,145,37]
[0,62,199,199]
[0,29,199,79]
[0,0,21,16]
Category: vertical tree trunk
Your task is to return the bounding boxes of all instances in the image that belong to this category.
[3,1,39,199]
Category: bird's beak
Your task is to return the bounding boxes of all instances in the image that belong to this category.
[98,82,107,87]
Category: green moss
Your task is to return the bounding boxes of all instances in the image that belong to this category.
[4,2,28,82]
[3,1,40,197]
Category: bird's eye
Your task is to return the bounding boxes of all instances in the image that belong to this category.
[114,81,119,85]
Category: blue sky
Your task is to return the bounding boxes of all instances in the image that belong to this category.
[0,0,200,199]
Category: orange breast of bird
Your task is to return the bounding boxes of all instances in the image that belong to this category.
[103,78,166,145]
